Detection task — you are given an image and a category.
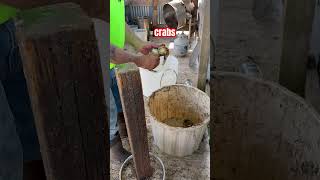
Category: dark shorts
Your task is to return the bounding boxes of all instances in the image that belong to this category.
[0,19,41,162]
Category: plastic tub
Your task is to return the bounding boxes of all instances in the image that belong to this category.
[148,85,210,157]
[212,71,320,180]
[139,55,179,97]
[134,29,148,42]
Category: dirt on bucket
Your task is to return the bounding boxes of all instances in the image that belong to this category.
[162,117,202,128]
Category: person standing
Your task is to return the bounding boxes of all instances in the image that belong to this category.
[109,0,160,163]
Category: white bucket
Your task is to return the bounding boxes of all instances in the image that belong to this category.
[139,55,179,97]
[134,29,148,42]
[174,32,189,57]
[148,85,210,157]
[129,25,138,31]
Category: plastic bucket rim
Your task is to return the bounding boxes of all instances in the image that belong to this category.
[148,84,210,131]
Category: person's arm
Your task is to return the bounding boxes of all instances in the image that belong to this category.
[125,23,145,50]
[110,45,139,65]
[110,45,160,70]
[125,23,158,55]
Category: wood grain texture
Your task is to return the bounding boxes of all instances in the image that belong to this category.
[212,71,320,180]
[15,3,108,180]
[279,0,316,97]
[115,63,153,179]
[209,71,215,180]
[252,0,283,20]
[76,0,108,22]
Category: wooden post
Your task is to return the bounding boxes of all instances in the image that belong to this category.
[76,0,109,22]
[279,0,316,97]
[252,0,283,20]
[152,0,159,26]
[188,17,192,41]
[211,0,219,72]
[197,0,210,91]
[193,0,199,15]
[115,63,153,179]
[15,3,108,180]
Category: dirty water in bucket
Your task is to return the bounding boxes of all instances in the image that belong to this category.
[121,156,163,180]
[162,117,202,128]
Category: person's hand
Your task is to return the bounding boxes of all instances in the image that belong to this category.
[135,54,160,70]
[138,42,159,55]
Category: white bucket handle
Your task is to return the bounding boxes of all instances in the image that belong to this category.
[119,153,166,180]
[160,69,178,88]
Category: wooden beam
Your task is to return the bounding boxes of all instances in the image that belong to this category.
[152,0,159,26]
[115,63,153,180]
[210,0,219,72]
[197,0,210,91]
[252,0,283,20]
[188,17,192,41]
[15,3,108,180]
[192,0,199,18]
[279,0,316,97]
[193,0,199,9]
[76,0,109,22]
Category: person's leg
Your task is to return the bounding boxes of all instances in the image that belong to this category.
[0,19,45,180]
[109,68,130,163]
[109,89,119,142]
[110,68,128,139]
[8,75,46,180]
[0,19,24,180]
[0,81,23,180]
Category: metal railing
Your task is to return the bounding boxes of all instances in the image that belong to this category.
[126,5,165,24]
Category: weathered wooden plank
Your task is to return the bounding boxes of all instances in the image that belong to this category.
[306,69,320,113]
[76,0,109,22]
[252,0,283,21]
[152,0,159,25]
[197,0,210,91]
[115,63,153,179]
[279,0,316,97]
[15,3,108,180]
[210,0,218,72]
